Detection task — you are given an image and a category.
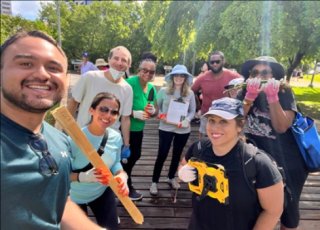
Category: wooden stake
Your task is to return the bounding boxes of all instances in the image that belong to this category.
[51,106,144,224]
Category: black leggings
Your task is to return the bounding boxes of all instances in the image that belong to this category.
[152,130,190,183]
[122,131,143,189]
[78,187,118,230]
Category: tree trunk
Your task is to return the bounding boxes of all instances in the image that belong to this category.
[286,51,304,82]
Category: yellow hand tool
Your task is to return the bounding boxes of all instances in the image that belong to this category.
[188,158,229,204]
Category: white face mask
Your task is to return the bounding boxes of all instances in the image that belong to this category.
[109,67,125,81]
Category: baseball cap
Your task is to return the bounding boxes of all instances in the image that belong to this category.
[224,77,244,90]
[203,97,244,119]
[82,52,89,58]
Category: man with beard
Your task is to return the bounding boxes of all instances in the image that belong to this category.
[192,51,241,138]
[1,30,105,229]
[238,56,308,230]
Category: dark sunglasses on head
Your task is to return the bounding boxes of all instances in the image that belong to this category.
[29,134,59,176]
[250,69,272,77]
[98,106,119,116]
[209,60,221,65]
[140,68,155,75]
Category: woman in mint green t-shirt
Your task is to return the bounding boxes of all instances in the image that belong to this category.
[69,92,128,230]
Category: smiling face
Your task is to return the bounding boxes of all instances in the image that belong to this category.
[173,74,187,87]
[1,36,68,114]
[138,60,156,84]
[89,98,119,130]
[206,115,242,154]
[108,47,131,72]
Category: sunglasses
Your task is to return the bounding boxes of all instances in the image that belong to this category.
[250,69,272,77]
[29,134,59,176]
[140,68,155,75]
[98,106,119,116]
[209,60,221,65]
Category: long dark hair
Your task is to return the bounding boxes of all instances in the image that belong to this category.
[90,92,121,110]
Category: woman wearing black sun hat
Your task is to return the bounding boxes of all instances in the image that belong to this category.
[239,56,308,230]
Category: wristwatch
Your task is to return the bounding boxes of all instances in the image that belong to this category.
[243,99,253,106]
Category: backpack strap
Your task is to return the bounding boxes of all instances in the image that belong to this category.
[97,130,109,155]
[241,142,293,206]
[240,142,258,194]
[73,130,109,173]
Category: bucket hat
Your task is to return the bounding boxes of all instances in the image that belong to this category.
[241,56,285,80]
[95,58,108,67]
[203,97,244,119]
[165,64,193,85]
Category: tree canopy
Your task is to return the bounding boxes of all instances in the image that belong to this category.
[1,1,319,79]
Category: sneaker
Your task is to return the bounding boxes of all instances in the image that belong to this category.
[167,178,180,189]
[149,182,158,196]
[129,188,143,201]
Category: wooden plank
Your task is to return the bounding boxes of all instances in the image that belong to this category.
[67,75,320,230]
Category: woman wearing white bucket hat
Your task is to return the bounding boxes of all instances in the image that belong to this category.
[149,64,196,195]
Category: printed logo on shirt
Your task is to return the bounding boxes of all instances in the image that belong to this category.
[60,151,68,158]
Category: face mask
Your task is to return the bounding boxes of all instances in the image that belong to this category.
[109,67,125,80]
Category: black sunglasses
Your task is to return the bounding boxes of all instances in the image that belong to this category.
[172,74,187,78]
[98,106,119,116]
[140,68,155,75]
[250,69,272,77]
[29,134,59,176]
[209,60,221,65]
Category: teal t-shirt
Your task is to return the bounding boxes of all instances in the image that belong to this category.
[1,113,72,230]
[126,75,157,131]
[69,126,123,204]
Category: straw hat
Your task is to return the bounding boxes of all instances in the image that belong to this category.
[95,58,108,67]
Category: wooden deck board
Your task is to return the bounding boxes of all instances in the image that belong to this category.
[94,119,320,229]
[66,75,320,229]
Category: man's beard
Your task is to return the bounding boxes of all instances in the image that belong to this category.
[208,64,223,74]
[2,89,62,114]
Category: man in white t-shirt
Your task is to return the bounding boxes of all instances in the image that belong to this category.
[67,46,133,152]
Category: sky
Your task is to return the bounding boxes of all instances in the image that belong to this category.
[11,1,52,21]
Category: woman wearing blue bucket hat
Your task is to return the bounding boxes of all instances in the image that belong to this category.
[149,64,196,195]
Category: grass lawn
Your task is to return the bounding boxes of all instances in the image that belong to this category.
[292,86,320,119]
[302,73,320,84]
